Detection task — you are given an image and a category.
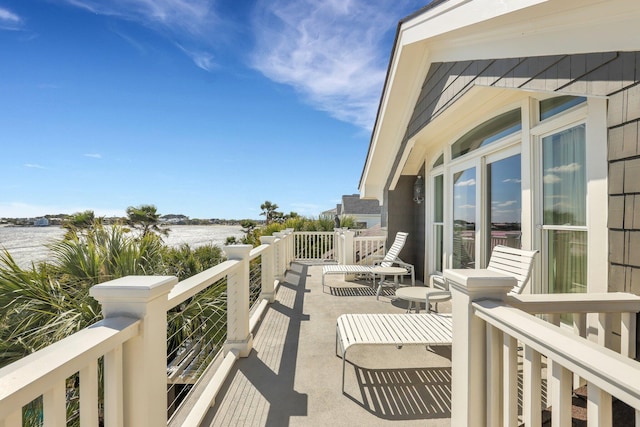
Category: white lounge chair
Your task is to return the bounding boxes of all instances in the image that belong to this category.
[421,245,538,312]
[322,231,415,293]
[336,312,452,392]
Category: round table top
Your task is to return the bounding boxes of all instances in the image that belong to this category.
[371,266,406,274]
[395,286,451,302]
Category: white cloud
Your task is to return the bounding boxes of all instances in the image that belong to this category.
[24,163,45,169]
[176,44,216,71]
[455,179,476,187]
[502,178,521,183]
[546,162,581,173]
[0,7,23,31]
[84,153,102,158]
[250,0,421,129]
[543,174,561,184]
[497,200,518,208]
[59,0,219,70]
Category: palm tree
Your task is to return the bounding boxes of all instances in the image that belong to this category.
[126,204,169,238]
[260,201,280,225]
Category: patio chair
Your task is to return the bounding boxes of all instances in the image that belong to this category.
[421,245,538,312]
[322,231,415,292]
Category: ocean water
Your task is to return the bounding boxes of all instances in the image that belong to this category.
[0,224,245,268]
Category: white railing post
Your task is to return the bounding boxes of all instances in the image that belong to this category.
[260,236,277,303]
[445,270,515,427]
[343,229,355,265]
[284,228,294,266]
[223,244,254,358]
[273,232,286,279]
[90,275,178,427]
[333,229,343,263]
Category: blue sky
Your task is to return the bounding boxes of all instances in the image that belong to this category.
[0,0,426,220]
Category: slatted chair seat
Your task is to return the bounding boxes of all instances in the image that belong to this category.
[335,313,452,392]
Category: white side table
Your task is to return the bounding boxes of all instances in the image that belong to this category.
[395,286,451,313]
[371,266,408,300]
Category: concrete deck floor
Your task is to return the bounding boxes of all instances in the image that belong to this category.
[202,262,452,427]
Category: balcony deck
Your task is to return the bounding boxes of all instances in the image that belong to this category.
[200,261,452,426]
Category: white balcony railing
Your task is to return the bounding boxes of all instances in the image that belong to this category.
[2,230,640,427]
[446,270,640,427]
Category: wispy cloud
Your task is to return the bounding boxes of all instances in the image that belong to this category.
[0,7,23,31]
[546,162,581,173]
[24,163,45,169]
[543,174,561,184]
[502,178,521,183]
[84,153,102,159]
[58,0,220,69]
[176,44,216,71]
[455,179,476,187]
[250,0,421,130]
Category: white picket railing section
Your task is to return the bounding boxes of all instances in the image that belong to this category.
[476,295,640,427]
[445,267,640,427]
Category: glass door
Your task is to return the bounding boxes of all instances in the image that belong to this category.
[486,153,522,257]
[452,166,477,269]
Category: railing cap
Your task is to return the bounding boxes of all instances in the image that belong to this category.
[444,268,515,296]
[223,244,253,260]
[90,275,177,302]
[260,235,278,244]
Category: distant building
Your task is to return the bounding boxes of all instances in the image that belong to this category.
[33,217,49,227]
[325,194,381,229]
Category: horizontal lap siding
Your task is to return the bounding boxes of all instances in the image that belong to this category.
[388,50,640,294]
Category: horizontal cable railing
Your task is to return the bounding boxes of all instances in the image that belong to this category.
[0,230,295,427]
[474,294,640,426]
[0,316,140,426]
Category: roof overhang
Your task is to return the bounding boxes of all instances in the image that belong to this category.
[359,0,640,202]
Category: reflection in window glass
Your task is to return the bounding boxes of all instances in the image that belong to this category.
[433,175,444,272]
[452,168,476,269]
[543,123,587,296]
[451,109,521,159]
[546,230,587,294]
[487,155,521,259]
[540,96,586,121]
[542,125,586,226]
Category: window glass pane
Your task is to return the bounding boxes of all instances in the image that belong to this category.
[433,153,444,168]
[453,168,476,269]
[452,109,521,159]
[433,174,444,272]
[546,230,587,293]
[434,175,443,223]
[540,96,586,121]
[542,124,586,226]
[434,225,443,272]
[487,155,521,258]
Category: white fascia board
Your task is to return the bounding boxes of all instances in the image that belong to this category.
[410,0,640,62]
[360,42,430,202]
[401,0,549,46]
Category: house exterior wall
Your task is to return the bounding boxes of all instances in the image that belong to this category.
[387,173,426,281]
[386,51,640,293]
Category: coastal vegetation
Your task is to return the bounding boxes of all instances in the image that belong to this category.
[0,202,353,424]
